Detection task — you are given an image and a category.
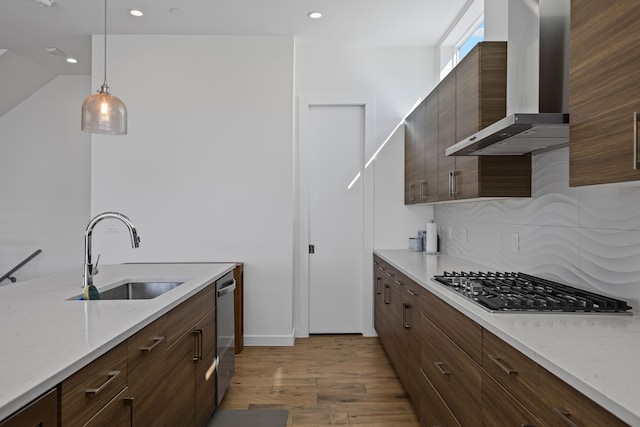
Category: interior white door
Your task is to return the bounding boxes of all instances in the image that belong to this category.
[308,105,364,333]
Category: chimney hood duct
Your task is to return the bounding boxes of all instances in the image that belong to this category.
[446,0,570,156]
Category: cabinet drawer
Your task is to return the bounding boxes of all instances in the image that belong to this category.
[420,315,481,427]
[482,370,541,427]
[83,387,132,426]
[128,315,168,425]
[539,368,628,427]
[418,368,460,427]
[0,388,57,427]
[483,330,539,414]
[166,283,216,347]
[403,279,429,316]
[424,290,482,363]
[60,342,128,427]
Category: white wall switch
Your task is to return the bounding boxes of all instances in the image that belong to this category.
[511,232,519,253]
[463,228,468,243]
[448,225,453,239]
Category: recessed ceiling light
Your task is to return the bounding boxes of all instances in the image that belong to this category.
[307,11,322,19]
[66,58,78,64]
[129,9,143,17]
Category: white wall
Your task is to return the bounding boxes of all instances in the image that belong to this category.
[90,35,296,345]
[295,41,438,161]
[373,124,434,249]
[0,75,91,284]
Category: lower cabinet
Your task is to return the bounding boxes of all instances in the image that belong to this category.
[165,283,217,427]
[420,314,481,427]
[127,316,168,426]
[60,342,129,427]
[83,388,133,427]
[539,368,628,427]
[0,388,58,427]
[372,255,629,427]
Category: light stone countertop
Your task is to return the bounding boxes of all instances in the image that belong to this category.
[0,262,235,421]
[374,249,640,426]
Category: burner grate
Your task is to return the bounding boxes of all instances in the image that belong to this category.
[433,271,632,313]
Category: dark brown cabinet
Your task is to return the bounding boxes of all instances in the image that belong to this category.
[406,41,531,204]
[570,0,640,186]
[127,316,168,426]
[539,368,628,427]
[60,342,130,427]
[405,92,439,204]
[0,389,58,427]
[165,283,217,427]
[373,254,628,427]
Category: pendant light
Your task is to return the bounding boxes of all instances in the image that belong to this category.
[81,0,127,135]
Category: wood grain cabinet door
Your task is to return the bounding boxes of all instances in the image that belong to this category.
[127,315,168,427]
[438,71,458,201]
[420,315,481,427]
[539,368,629,427]
[405,101,426,204]
[0,388,58,427]
[570,0,640,186]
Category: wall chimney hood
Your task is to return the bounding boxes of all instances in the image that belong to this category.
[446,0,570,156]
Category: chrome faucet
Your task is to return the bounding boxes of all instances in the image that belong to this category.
[83,212,140,289]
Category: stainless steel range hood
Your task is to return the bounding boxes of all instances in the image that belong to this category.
[446,0,570,156]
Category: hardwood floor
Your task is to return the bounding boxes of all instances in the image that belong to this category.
[219,335,420,426]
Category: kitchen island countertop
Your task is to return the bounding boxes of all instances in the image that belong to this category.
[0,262,235,421]
[375,249,640,426]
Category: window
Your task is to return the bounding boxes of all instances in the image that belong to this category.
[457,21,484,62]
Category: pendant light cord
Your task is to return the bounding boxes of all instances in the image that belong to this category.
[103,0,107,85]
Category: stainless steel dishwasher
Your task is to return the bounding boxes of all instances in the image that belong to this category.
[215,271,236,404]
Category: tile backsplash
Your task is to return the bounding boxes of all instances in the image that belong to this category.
[434,147,640,302]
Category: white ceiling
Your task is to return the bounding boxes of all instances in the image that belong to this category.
[0,0,470,76]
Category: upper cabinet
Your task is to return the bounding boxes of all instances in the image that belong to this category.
[405,41,531,205]
[569,0,640,186]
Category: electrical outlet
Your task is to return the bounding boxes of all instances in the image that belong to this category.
[511,232,519,253]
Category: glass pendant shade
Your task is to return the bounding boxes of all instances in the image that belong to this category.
[81,0,127,135]
[81,83,127,135]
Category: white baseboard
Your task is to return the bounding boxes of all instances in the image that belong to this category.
[243,334,295,347]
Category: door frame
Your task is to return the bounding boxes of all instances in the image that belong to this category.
[296,95,375,338]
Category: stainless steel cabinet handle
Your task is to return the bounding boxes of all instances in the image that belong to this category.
[451,170,459,196]
[383,284,390,304]
[402,303,410,329]
[489,354,518,375]
[394,279,403,286]
[217,279,236,297]
[85,370,121,395]
[192,329,203,362]
[140,336,165,353]
[434,362,451,376]
[448,172,453,196]
[375,277,381,295]
[552,407,579,427]
[420,180,427,200]
[634,112,639,169]
[409,183,415,201]
[407,289,416,296]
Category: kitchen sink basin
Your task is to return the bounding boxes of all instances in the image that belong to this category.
[71,281,185,300]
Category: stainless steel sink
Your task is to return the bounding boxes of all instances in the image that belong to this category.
[72,281,185,300]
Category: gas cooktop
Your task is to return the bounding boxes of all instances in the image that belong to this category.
[432,271,633,314]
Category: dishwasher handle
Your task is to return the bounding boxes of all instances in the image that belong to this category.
[217,279,236,297]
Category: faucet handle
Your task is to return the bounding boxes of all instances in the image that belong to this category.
[94,254,100,276]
